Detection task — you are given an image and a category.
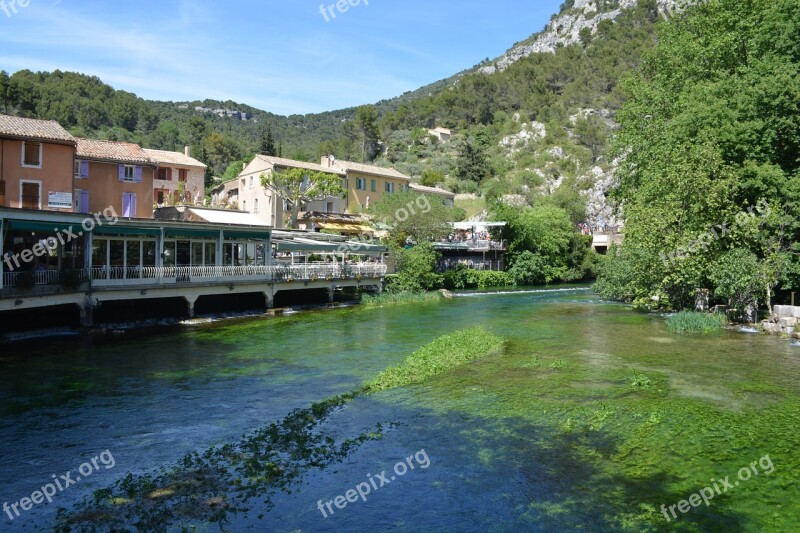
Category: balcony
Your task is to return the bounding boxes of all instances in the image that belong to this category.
[2,263,388,294]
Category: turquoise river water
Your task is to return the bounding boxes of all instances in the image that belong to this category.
[0,288,798,532]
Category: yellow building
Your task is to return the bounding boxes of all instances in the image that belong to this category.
[320,156,411,212]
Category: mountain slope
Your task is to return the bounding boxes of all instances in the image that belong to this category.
[0,0,669,200]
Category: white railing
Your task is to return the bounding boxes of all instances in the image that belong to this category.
[3,269,77,288]
[89,263,388,288]
[2,264,388,291]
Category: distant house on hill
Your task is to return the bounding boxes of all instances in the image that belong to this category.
[428,127,452,143]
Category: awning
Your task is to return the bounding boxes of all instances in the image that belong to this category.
[8,220,83,234]
[223,230,271,240]
[164,228,220,239]
[94,226,162,236]
[340,242,386,254]
[275,239,385,254]
[318,222,374,234]
[275,240,341,252]
[452,222,507,230]
[432,243,470,251]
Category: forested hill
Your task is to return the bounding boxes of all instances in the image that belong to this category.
[0,0,669,187]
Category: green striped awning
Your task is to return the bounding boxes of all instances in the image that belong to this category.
[164,228,220,239]
[223,230,271,240]
[94,226,162,236]
[8,220,83,234]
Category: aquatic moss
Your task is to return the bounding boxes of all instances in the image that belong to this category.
[666,311,727,334]
[364,328,505,392]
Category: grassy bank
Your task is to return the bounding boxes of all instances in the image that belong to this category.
[666,311,727,334]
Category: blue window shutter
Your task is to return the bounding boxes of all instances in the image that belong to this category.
[135,166,143,183]
[81,161,89,178]
[118,164,125,181]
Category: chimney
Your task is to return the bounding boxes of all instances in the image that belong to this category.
[184,145,191,158]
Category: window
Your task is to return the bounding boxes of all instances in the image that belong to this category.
[123,165,135,182]
[157,168,172,181]
[326,202,334,213]
[20,180,41,209]
[178,169,188,182]
[249,176,254,188]
[74,160,89,179]
[385,182,395,193]
[254,198,259,213]
[242,200,247,211]
[22,141,42,167]
[370,179,376,192]
[122,192,137,217]
[356,178,367,190]
[75,189,89,213]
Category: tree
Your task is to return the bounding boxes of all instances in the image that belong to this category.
[260,123,276,156]
[455,138,490,184]
[0,70,16,114]
[222,161,245,183]
[492,202,589,283]
[420,169,445,188]
[597,0,800,310]
[388,242,443,293]
[354,105,381,162]
[204,132,243,177]
[370,191,462,246]
[261,167,344,228]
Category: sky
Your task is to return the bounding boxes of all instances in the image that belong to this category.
[0,0,563,116]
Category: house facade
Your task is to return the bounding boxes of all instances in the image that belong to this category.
[0,115,76,213]
[144,147,206,207]
[75,138,156,219]
[223,155,347,228]
[320,156,411,213]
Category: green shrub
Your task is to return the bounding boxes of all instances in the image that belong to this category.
[364,328,504,392]
[468,270,515,288]
[665,312,727,334]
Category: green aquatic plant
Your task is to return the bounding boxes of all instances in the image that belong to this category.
[360,290,443,308]
[665,311,726,334]
[364,328,505,392]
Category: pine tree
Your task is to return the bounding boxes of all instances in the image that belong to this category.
[260,123,276,156]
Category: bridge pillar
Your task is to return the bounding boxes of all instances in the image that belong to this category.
[79,304,93,327]
[328,286,335,303]
[263,291,274,309]
[185,295,199,318]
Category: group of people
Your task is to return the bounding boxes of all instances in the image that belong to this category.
[443,230,492,243]
[438,258,498,272]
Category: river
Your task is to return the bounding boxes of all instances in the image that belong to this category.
[0,288,798,531]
